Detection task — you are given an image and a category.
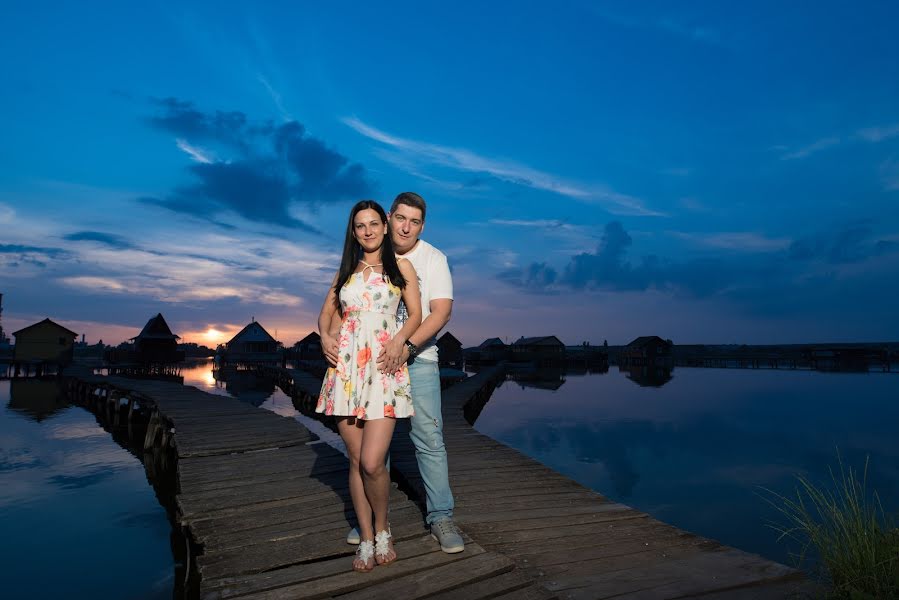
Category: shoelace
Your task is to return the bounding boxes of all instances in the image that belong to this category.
[435,520,460,536]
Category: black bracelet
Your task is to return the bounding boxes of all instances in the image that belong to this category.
[405,340,418,357]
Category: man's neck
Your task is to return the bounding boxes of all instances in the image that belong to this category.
[395,238,421,257]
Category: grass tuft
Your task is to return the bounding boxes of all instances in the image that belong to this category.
[762,454,899,599]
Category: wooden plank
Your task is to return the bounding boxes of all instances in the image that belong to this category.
[201,535,456,600]
[202,502,422,552]
[197,520,430,580]
[542,547,801,600]
[335,552,515,600]
[425,569,544,600]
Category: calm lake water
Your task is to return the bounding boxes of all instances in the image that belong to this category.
[473,366,899,567]
[0,378,174,600]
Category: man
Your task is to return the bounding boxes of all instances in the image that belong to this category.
[330,192,464,553]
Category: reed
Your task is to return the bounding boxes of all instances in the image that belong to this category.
[763,455,899,599]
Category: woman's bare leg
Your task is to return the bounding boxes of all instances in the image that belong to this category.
[359,417,397,564]
[337,417,374,571]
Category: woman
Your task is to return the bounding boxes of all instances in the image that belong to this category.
[316,200,421,572]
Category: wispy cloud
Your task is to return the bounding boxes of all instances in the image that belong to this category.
[780,136,841,160]
[880,158,899,191]
[488,219,579,230]
[0,202,15,223]
[669,231,791,252]
[584,7,727,48]
[857,123,899,143]
[176,138,214,163]
[661,167,692,177]
[257,74,293,122]
[63,231,135,250]
[343,116,663,217]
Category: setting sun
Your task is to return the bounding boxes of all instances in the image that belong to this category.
[204,328,226,344]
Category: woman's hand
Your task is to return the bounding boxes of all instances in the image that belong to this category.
[321,333,340,367]
[378,337,408,374]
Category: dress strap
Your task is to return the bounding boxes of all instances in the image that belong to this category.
[359,260,382,278]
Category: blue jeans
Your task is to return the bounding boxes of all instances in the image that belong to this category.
[408,358,454,524]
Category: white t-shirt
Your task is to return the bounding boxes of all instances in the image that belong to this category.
[395,239,453,363]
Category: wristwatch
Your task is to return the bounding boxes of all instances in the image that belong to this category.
[404,340,418,359]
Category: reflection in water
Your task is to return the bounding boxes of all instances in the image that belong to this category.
[213,367,276,407]
[182,360,302,419]
[0,378,173,599]
[619,364,674,387]
[473,367,899,567]
[8,379,70,421]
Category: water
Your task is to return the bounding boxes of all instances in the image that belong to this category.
[181,361,302,418]
[0,378,174,600]
[472,366,899,567]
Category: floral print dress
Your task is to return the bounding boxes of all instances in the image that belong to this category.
[316,265,414,420]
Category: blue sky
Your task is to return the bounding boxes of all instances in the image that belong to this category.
[1,1,898,347]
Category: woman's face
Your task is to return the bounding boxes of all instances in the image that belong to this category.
[353,208,386,253]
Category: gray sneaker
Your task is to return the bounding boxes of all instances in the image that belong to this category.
[430,518,464,553]
[346,526,360,545]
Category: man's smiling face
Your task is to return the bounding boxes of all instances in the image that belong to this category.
[389,203,424,254]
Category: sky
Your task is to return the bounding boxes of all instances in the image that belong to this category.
[1,0,898,348]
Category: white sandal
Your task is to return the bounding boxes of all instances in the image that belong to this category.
[354,539,374,572]
[374,527,394,564]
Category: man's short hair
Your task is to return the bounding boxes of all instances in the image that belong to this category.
[390,192,427,222]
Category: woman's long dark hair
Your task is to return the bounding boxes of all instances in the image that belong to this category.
[334,200,406,313]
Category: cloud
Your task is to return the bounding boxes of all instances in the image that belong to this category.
[586,8,727,48]
[661,167,692,177]
[857,123,899,143]
[343,116,661,217]
[63,231,135,250]
[488,218,578,231]
[147,97,270,151]
[497,262,559,291]
[0,244,68,257]
[499,220,899,311]
[0,244,70,270]
[669,231,790,252]
[789,223,899,264]
[176,138,214,163]
[144,101,372,230]
[560,222,663,290]
[780,136,841,160]
[274,121,370,201]
[0,202,15,223]
[880,158,899,191]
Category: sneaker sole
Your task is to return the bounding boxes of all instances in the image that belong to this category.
[431,533,464,553]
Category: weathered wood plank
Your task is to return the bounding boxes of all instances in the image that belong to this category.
[201,534,457,600]
[197,520,429,580]
[335,552,516,600]
[424,569,546,600]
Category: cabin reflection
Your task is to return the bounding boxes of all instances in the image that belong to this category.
[619,364,674,387]
[8,379,69,422]
[212,367,275,407]
[505,367,567,391]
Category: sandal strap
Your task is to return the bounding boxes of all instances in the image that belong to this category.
[374,529,392,558]
[356,540,374,564]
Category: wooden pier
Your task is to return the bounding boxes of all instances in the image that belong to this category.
[62,365,811,599]
[63,368,549,599]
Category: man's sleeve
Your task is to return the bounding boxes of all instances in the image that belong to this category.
[429,254,453,301]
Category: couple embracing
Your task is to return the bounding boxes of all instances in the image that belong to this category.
[314,192,463,572]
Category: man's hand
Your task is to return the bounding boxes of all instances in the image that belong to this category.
[321,334,340,367]
[377,339,410,374]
